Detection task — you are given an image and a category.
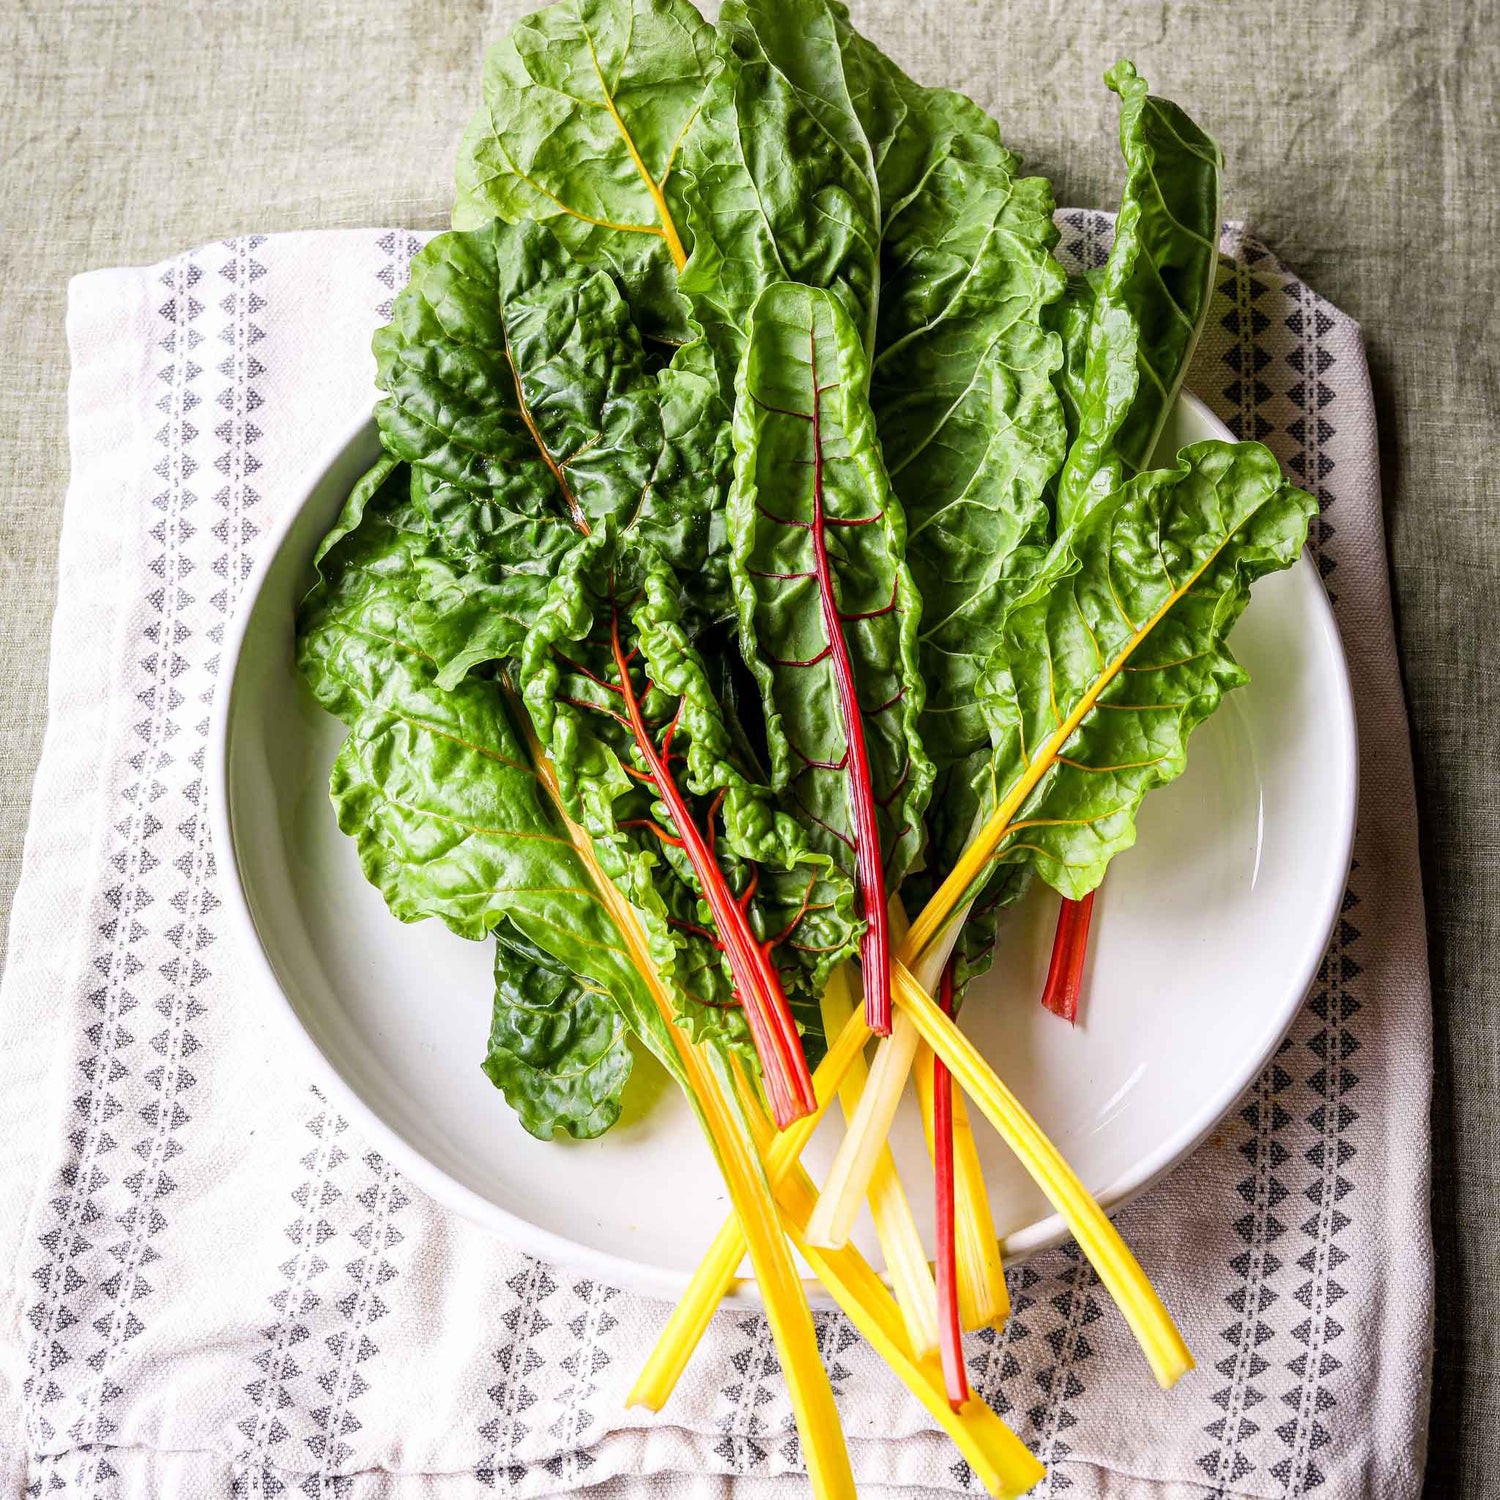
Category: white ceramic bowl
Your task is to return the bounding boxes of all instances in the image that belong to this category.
[210,392,1357,1299]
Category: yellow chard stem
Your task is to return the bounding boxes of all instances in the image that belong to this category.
[638,956,1189,1400]
[515,707,852,1492]
[628,1003,873,1409]
[810,898,1007,1324]
[891,961,1193,1389]
[818,970,940,1359]
[732,1068,1046,1500]
[777,1183,1043,1498]
[680,1043,854,1500]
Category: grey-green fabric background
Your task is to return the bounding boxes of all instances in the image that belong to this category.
[0,0,1491,1492]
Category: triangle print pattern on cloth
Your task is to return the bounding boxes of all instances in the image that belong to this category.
[0,219,1432,1500]
[23,234,272,1473]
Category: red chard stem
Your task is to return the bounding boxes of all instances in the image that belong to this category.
[806,330,891,1035]
[934,959,970,1410]
[1041,891,1096,1025]
[609,606,815,1126]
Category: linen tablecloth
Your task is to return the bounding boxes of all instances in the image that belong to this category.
[0,216,1432,1498]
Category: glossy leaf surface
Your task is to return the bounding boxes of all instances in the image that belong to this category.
[296,480,694,1091]
[731,282,931,1026]
[519,531,859,1068]
[976,440,1314,899]
[452,0,716,336]
[677,0,882,381]
[486,927,634,1139]
[1054,62,1223,528]
[372,219,730,651]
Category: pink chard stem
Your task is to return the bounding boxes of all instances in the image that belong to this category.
[609,606,816,1127]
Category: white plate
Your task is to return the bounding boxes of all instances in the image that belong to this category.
[210,392,1357,1300]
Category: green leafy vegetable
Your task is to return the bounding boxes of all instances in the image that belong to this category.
[824,440,1312,1367]
[731,281,929,1031]
[372,219,730,657]
[297,478,697,1094]
[452,0,717,337]
[299,445,861,1487]
[676,0,883,381]
[823,31,1073,1019]
[868,101,1067,790]
[292,15,1320,1486]
[520,529,859,1120]
[1031,60,1222,1023]
[486,927,634,1140]
[1053,61,1224,529]
[942,441,1316,917]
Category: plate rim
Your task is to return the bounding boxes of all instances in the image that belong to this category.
[209,392,1359,1299]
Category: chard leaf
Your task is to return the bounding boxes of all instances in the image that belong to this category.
[296,482,693,1093]
[452,0,716,337]
[677,0,882,381]
[730,281,931,1028]
[486,926,633,1140]
[519,530,858,1064]
[1054,62,1223,528]
[301,462,535,710]
[373,220,730,647]
[819,21,1073,946]
[975,441,1314,899]
[863,79,1068,788]
[314,452,403,568]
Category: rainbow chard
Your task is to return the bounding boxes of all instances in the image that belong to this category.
[371,219,732,658]
[355,216,855,1113]
[296,474,673,1129]
[297,475,855,1491]
[369,220,860,1121]
[864,87,1067,852]
[730,282,932,1035]
[1044,61,1224,1007]
[521,532,858,1124]
[837,25,1073,991]
[909,441,1316,958]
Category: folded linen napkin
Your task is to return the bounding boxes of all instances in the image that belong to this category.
[0,218,1432,1499]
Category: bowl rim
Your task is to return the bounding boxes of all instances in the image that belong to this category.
[209,391,1359,1298]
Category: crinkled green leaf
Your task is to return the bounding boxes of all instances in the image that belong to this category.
[313,452,403,569]
[676,0,882,383]
[373,219,730,646]
[978,440,1314,898]
[1054,62,1223,529]
[730,282,931,893]
[302,463,531,710]
[789,18,1071,961]
[519,530,859,1051]
[452,0,716,339]
[853,42,1068,801]
[485,926,633,1140]
[296,480,692,1093]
